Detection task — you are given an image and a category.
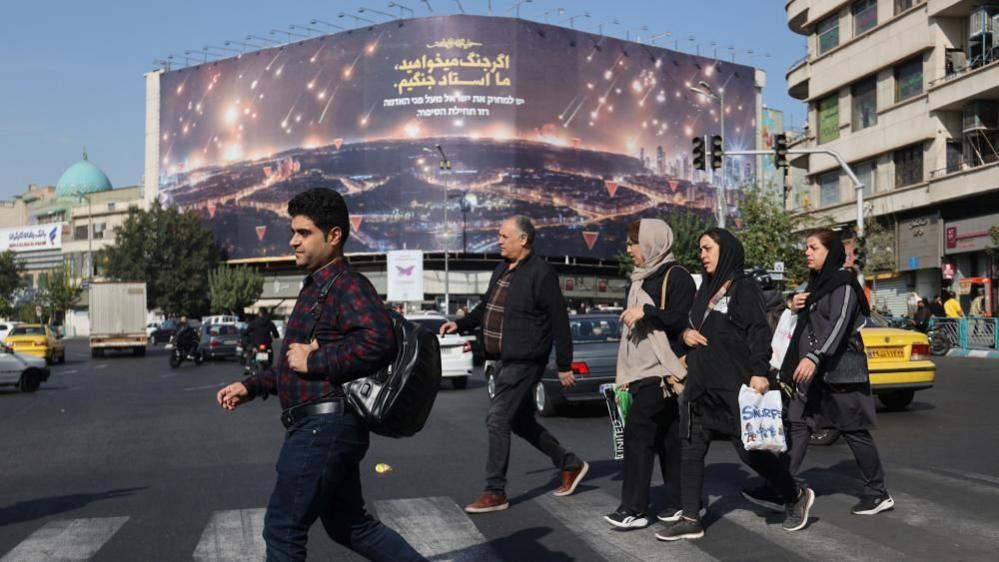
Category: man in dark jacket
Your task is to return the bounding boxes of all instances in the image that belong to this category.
[441,215,588,514]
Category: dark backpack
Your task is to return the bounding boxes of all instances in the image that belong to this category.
[316,274,442,438]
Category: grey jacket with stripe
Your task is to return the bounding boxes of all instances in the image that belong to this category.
[797,284,865,368]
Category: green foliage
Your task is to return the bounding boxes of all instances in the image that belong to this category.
[862,215,896,275]
[0,251,26,319]
[209,265,264,316]
[41,267,82,323]
[988,226,999,261]
[15,301,39,323]
[733,186,807,285]
[104,201,220,316]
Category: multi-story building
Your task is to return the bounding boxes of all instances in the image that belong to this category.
[786,0,999,316]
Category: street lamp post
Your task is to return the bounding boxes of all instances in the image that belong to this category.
[76,191,93,284]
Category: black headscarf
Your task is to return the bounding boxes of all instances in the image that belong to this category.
[780,232,869,376]
[689,229,746,329]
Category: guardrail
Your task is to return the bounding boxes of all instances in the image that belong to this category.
[928,317,999,353]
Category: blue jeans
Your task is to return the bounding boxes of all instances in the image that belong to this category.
[263,411,425,562]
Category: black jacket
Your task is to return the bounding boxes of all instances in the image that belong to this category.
[456,252,573,371]
[638,262,696,358]
[246,316,280,348]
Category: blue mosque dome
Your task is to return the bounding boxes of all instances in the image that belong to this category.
[56,151,112,197]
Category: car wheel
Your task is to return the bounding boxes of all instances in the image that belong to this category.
[169,351,182,368]
[92,348,104,358]
[18,371,40,393]
[809,428,840,446]
[135,347,146,357]
[452,376,468,390]
[149,335,157,346]
[534,381,557,417]
[879,390,914,411]
[486,369,497,399]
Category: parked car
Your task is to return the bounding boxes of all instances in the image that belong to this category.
[810,310,938,446]
[484,314,621,416]
[145,323,160,338]
[0,343,50,392]
[149,319,179,346]
[3,324,66,365]
[0,321,21,342]
[406,313,474,389]
[199,323,242,361]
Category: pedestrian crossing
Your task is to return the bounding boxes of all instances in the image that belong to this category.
[2,465,998,561]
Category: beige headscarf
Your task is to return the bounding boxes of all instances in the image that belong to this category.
[617,219,687,391]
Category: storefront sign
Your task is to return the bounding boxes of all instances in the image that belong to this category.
[897,214,941,271]
[0,223,64,253]
[944,213,999,254]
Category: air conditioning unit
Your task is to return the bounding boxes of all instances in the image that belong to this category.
[946,49,967,74]
[970,6,995,39]
[994,14,999,49]
[962,100,999,132]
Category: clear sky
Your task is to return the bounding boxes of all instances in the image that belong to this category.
[0,0,804,199]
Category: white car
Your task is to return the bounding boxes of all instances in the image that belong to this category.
[145,322,160,338]
[405,314,474,389]
[0,343,50,393]
[0,322,21,342]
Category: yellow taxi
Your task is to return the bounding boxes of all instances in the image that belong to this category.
[4,324,66,365]
[861,311,935,411]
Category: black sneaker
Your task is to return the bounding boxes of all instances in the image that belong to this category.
[655,517,704,541]
[851,494,894,515]
[604,508,649,529]
[782,487,815,532]
[656,508,684,523]
[741,485,787,513]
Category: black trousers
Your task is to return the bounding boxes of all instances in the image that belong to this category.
[787,421,887,497]
[620,378,681,514]
[485,361,582,493]
[681,418,799,519]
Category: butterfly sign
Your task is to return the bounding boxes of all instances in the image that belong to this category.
[396,265,415,277]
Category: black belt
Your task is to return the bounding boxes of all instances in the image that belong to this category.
[281,399,347,428]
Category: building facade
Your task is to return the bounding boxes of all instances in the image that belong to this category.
[786,0,999,316]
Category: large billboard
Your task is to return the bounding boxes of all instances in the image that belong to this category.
[154,15,758,260]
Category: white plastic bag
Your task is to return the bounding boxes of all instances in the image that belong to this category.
[739,385,787,453]
[769,309,798,371]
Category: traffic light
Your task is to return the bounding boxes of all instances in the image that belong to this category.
[854,236,867,272]
[774,133,789,168]
[692,136,705,171]
[710,135,723,170]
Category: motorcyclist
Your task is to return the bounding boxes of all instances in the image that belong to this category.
[244,308,280,366]
[172,315,199,356]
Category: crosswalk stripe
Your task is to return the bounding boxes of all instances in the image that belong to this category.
[1,516,128,562]
[890,466,999,496]
[373,496,502,562]
[534,488,717,562]
[707,494,906,561]
[192,509,266,562]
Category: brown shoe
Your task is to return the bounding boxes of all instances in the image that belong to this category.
[553,460,590,497]
[464,491,509,513]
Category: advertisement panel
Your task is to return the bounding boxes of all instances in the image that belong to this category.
[0,223,63,253]
[156,15,757,259]
[387,250,425,302]
[759,108,784,194]
[944,212,999,254]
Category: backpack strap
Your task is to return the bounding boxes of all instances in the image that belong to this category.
[658,265,687,310]
[309,270,346,341]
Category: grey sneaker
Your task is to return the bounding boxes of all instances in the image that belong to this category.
[657,506,707,522]
[782,487,815,532]
[851,494,894,515]
[741,485,787,513]
[655,517,705,541]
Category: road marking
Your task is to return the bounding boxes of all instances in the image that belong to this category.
[890,466,999,497]
[192,509,266,562]
[94,364,108,370]
[1,516,128,562]
[184,383,226,392]
[708,494,905,561]
[373,496,502,562]
[61,370,78,375]
[534,488,716,561]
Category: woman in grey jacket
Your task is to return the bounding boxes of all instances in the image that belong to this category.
[772,229,892,516]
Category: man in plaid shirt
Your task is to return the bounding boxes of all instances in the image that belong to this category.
[217,189,424,562]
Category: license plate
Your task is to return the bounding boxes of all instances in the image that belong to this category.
[867,347,904,360]
[256,352,269,361]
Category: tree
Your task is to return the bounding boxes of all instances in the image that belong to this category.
[617,208,714,278]
[104,201,221,316]
[41,267,82,324]
[209,265,264,316]
[733,186,807,285]
[861,215,896,276]
[0,251,26,319]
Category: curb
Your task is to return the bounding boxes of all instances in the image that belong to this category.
[946,349,999,359]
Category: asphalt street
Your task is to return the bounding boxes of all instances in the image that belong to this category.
[2,339,999,561]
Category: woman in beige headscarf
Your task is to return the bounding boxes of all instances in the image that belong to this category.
[604,219,697,531]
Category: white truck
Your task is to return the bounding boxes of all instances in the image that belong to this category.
[89,282,148,358]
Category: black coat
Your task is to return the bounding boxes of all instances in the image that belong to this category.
[456,252,573,371]
[638,262,696,358]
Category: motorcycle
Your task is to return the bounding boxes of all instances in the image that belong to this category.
[243,342,273,376]
[168,330,204,368]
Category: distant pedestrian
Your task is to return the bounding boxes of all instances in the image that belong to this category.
[604,219,695,530]
[765,228,893,517]
[216,188,425,562]
[970,288,986,317]
[913,298,932,333]
[944,290,964,318]
[658,228,812,542]
[440,215,588,513]
[928,294,946,317]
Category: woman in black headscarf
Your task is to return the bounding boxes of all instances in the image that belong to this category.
[656,229,812,543]
[778,229,893,517]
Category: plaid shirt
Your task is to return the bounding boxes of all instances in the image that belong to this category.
[482,267,514,355]
[242,258,396,410]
